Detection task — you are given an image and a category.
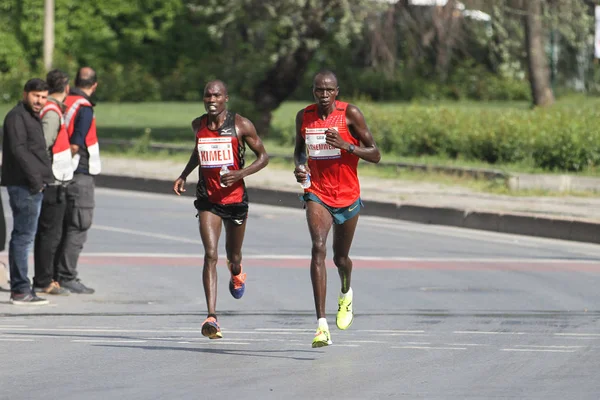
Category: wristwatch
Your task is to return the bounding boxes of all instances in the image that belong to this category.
[347,144,355,154]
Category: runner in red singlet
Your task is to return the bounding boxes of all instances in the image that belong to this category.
[173,80,269,339]
[294,70,381,347]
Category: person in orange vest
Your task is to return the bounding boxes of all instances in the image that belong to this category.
[33,69,73,296]
[173,80,269,340]
[293,70,381,347]
[55,67,100,294]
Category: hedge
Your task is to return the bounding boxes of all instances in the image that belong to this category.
[271,99,600,172]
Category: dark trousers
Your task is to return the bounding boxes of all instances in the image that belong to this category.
[0,189,6,253]
[33,184,67,288]
[56,174,95,283]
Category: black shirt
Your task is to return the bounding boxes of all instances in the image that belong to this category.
[1,102,53,192]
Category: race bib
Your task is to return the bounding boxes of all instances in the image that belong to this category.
[306,128,341,159]
[197,137,234,168]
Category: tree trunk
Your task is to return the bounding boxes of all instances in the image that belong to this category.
[524,0,555,106]
[252,44,315,137]
[44,0,55,72]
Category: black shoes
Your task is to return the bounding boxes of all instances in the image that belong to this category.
[10,292,49,305]
[59,279,95,294]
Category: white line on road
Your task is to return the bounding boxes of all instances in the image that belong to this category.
[501,349,577,353]
[554,333,600,337]
[72,340,148,343]
[75,251,600,264]
[0,338,34,342]
[455,331,528,335]
[514,345,585,349]
[392,346,467,350]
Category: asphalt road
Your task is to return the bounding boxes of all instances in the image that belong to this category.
[1,188,600,399]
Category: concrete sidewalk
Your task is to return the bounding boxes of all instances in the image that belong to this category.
[98,156,600,245]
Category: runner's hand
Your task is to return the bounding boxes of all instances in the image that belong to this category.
[220,169,244,187]
[173,177,186,195]
[324,128,346,149]
[294,165,311,183]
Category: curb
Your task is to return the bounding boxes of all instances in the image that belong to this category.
[95,174,600,245]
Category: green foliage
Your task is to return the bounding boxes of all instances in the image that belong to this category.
[270,98,600,172]
[0,0,595,107]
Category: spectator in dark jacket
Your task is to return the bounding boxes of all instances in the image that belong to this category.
[1,78,53,305]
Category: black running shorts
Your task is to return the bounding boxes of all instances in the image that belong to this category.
[194,198,248,225]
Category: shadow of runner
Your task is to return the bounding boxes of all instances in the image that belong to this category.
[95,344,320,361]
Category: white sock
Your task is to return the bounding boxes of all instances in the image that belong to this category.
[317,318,328,329]
[340,287,353,300]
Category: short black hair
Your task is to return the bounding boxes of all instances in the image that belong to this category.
[23,78,49,93]
[46,69,70,95]
[313,69,338,87]
[75,67,97,88]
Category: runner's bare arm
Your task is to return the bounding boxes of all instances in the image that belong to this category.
[344,104,381,164]
[173,120,201,195]
[293,109,310,181]
[294,110,307,166]
[221,114,268,185]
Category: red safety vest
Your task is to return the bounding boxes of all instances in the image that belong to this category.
[40,102,73,182]
[64,94,101,175]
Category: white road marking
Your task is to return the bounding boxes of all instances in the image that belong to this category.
[555,333,600,337]
[514,345,585,349]
[72,340,147,343]
[0,338,34,342]
[74,251,600,264]
[195,341,250,345]
[501,349,577,353]
[455,331,528,335]
[254,328,313,332]
[392,346,467,350]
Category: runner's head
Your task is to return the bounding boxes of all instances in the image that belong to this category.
[312,70,339,110]
[203,80,229,116]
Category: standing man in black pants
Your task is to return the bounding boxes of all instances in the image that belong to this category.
[33,69,73,296]
[56,67,100,294]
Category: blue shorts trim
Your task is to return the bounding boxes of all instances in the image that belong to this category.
[302,193,363,224]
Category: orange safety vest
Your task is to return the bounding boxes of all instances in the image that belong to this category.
[63,94,101,175]
[39,102,74,182]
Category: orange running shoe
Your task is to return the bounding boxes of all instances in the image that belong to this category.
[201,316,222,339]
[228,262,246,299]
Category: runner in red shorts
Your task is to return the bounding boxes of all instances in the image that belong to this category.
[173,80,269,339]
[294,70,381,347]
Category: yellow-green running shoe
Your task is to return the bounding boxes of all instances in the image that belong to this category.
[312,326,332,348]
[336,291,354,330]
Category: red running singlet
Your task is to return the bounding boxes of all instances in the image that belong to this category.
[300,101,360,208]
[194,111,247,205]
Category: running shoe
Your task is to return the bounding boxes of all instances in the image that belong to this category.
[336,290,354,330]
[201,316,223,339]
[228,262,246,299]
[312,326,332,348]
